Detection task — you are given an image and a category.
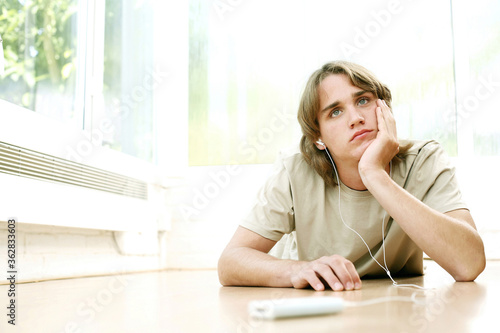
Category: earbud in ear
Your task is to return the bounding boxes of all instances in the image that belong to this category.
[316,139,325,147]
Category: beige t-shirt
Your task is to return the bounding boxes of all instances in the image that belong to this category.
[240,140,468,277]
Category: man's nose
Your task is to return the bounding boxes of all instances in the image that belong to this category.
[348,108,365,128]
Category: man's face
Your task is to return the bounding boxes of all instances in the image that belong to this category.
[316,74,379,165]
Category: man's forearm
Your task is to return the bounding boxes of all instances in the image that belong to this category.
[361,168,485,281]
[218,246,299,287]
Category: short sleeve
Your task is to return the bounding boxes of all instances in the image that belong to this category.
[240,153,295,241]
[405,141,468,214]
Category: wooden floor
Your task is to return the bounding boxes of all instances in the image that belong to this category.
[1,260,499,332]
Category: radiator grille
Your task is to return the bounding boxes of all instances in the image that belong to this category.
[0,141,148,200]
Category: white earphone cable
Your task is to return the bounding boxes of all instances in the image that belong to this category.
[344,293,426,307]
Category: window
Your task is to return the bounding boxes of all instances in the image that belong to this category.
[0,0,81,126]
[188,0,303,166]
[0,0,156,163]
[100,0,155,162]
[188,0,461,166]
[188,0,500,165]
[452,0,500,157]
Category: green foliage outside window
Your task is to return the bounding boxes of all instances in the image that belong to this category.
[0,0,78,115]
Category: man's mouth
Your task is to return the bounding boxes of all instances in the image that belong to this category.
[350,129,372,142]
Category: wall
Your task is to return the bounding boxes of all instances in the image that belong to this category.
[0,221,169,283]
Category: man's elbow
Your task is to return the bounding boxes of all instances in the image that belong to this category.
[217,268,231,287]
[452,252,486,282]
[218,273,230,286]
[217,253,233,286]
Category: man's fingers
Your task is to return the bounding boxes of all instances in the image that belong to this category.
[378,99,397,136]
[292,269,325,291]
[345,259,362,289]
[318,255,360,291]
[291,255,362,291]
[313,264,344,291]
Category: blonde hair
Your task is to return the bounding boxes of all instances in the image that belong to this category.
[297,60,410,187]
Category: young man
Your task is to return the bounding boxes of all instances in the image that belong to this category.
[218,61,485,291]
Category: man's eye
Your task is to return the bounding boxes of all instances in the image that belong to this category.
[358,98,369,106]
[331,109,343,117]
